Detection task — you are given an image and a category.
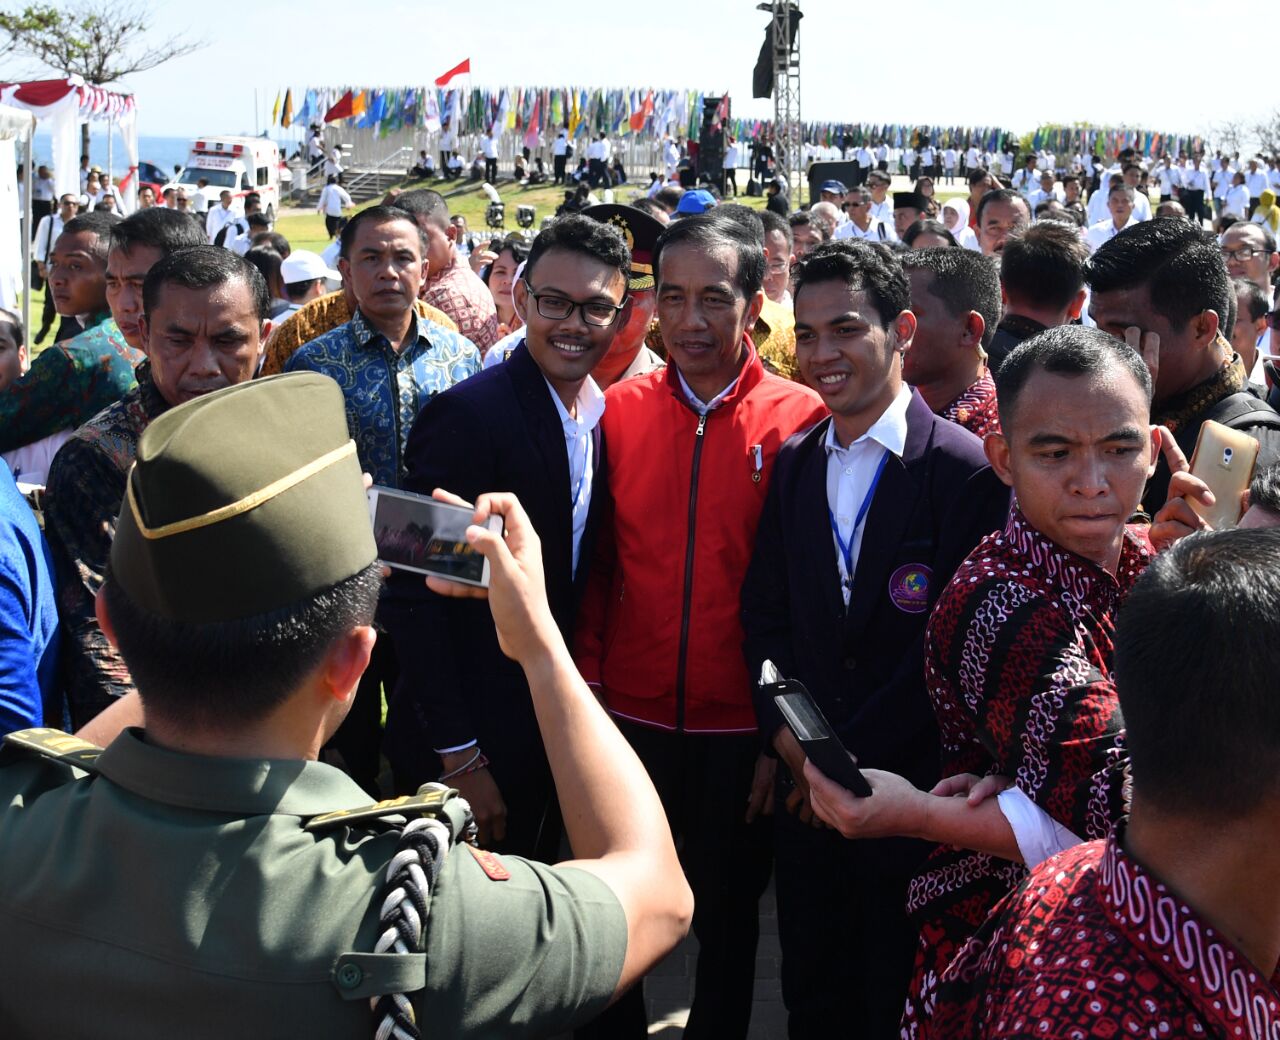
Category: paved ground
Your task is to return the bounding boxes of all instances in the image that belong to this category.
[643,880,786,1039]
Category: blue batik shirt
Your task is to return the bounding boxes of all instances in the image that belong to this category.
[286,308,481,487]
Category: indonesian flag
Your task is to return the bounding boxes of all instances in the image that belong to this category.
[712,93,730,130]
[435,59,471,89]
[324,89,354,123]
[631,90,653,132]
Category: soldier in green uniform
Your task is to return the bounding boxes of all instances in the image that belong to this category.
[0,367,692,1037]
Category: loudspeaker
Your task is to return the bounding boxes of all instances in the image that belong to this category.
[806,160,861,207]
[698,96,726,181]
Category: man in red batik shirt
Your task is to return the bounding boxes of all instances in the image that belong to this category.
[920,526,1280,1039]
[797,325,1206,1034]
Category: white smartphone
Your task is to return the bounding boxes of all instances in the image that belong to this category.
[367,485,503,588]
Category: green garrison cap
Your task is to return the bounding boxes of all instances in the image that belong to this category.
[110,372,376,624]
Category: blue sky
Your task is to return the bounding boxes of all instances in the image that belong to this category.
[13,0,1269,142]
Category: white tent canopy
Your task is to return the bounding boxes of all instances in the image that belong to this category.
[0,102,35,313]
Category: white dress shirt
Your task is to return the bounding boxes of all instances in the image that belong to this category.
[552,135,568,157]
[1225,183,1252,217]
[677,366,740,415]
[868,198,894,229]
[1246,170,1269,197]
[317,183,353,217]
[33,213,64,264]
[545,375,606,574]
[1179,166,1208,192]
[965,146,980,168]
[205,204,237,244]
[1086,216,1138,252]
[835,219,892,242]
[482,136,498,160]
[824,384,910,606]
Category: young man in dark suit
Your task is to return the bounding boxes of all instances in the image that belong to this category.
[383,215,631,860]
[741,240,1010,1036]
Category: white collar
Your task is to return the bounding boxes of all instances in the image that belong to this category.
[675,346,752,414]
[823,384,912,458]
[544,374,606,432]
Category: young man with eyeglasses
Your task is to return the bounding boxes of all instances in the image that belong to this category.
[383,214,632,865]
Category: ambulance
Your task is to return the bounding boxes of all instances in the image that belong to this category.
[169,136,285,219]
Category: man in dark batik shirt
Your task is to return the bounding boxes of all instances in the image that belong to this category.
[900,248,1003,439]
[44,248,267,728]
[922,528,1280,1040]
[795,327,1184,1035]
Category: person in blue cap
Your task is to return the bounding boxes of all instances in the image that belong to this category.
[673,188,718,217]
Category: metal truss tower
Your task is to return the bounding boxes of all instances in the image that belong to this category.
[772,1,802,196]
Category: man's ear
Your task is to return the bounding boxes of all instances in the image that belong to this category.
[137,313,151,358]
[745,288,765,331]
[1067,287,1087,321]
[961,311,986,349]
[984,431,1015,488]
[893,309,918,354]
[94,587,117,648]
[321,625,377,705]
[513,276,530,323]
[1194,308,1221,346]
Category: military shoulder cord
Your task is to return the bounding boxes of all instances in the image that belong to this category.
[371,793,477,1040]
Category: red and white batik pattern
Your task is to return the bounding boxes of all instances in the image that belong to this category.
[939,371,1001,439]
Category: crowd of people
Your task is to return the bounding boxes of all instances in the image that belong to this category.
[1,131,1280,1040]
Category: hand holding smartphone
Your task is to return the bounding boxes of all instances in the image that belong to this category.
[367,485,503,587]
[762,661,873,798]
[1188,420,1259,530]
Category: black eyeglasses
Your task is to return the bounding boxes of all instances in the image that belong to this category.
[1222,247,1273,262]
[524,282,626,327]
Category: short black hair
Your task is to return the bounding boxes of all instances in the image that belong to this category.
[1116,528,1280,820]
[1086,219,1232,332]
[791,240,909,329]
[244,246,283,300]
[901,248,1001,347]
[652,186,684,212]
[247,213,271,232]
[966,167,990,187]
[759,207,792,249]
[630,197,668,222]
[0,306,24,348]
[338,205,427,260]
[995,324,1152,431]
[654,211,765,299]
[1234,277,1271,324]
[524,213,630,285]
[391,188,451,230]
[901,220,958,248]
[102,562,384,729]
[60,211,122,264]
[975,188,1029,226]
[283,277,320,302]
[254,231,291,258]
[715,203,766,244]
[788,210,831,242]
[142,245,271,322]
[108,206,207,257]
[1250,461,1280,516]
[1001,221,1090,311]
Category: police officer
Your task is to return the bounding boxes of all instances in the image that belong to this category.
[0,372,691,1037]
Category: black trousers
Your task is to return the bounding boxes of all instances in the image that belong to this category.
[324,214,343,238]
[553,154,567,183]
[1184,189,1207,226]
[772,766,925,1039]
[30,199,51,239]
[577,723,773,1040]
[485,157,498,183]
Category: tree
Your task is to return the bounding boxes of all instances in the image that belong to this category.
[1250,111,1280,160]
[0,1,204,153]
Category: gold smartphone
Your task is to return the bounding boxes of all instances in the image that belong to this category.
[1187,420,1260,530]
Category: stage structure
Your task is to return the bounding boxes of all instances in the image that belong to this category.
[760,1,802,195]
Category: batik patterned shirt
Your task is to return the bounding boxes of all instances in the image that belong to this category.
[902,508,1151,1035]
[920,829,1280,1040]
[0,312,143,453]
[422,252,500,353]
[43,361,170,728]
[285,308,480,487]
[939,372,1000,439]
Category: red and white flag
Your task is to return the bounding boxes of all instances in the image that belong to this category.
[434,59,471,89]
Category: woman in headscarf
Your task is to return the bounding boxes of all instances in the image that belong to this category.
[1251,188,1280,235]
[942,198,980,250]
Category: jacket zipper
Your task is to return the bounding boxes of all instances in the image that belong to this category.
[674,411,708,731]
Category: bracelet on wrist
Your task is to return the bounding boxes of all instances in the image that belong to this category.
[439,750,489,782]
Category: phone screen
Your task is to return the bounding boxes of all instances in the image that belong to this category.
[369,487,488,586]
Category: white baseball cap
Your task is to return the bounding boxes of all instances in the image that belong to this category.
[280,250,341,286]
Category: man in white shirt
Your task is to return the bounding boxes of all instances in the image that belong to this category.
[1221,222,1278,364]
[1268,157,1280,192]
[1212,156,1235,217]
[663,135,680,181]
[482,134,500,184]
[307,128,324,170]
[1026,170,1064,213]
[920,143,936,178]
[1119,164,1153,222]
[586,133,611,188]
[942,146,958,184]
[552,128,570,185]
[190,178,211,214]
[29,165,56,230]
[1246,158,1269,214]
[1011,154,1039,196]
[855,143,874,185]
[438,124,456,172]
[316,175,353,238]
[866,172,895,228]
[324,147,344,184]
[1086,185,1139,253]
[204,191,238,245]
[1154,155,1181,202]
[834,187,894,242]
[999,149,1015,178]
[964,143,980,174]
[875,142,889,171]
[1179,156,1210,226]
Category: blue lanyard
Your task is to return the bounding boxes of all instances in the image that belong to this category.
[828,448,891,589]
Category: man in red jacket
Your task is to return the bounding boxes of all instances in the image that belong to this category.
[574,211,827,1039]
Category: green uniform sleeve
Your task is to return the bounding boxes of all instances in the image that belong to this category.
[419,849,627,1036]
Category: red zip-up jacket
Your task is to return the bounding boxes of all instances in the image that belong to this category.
[574,344,827,733]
